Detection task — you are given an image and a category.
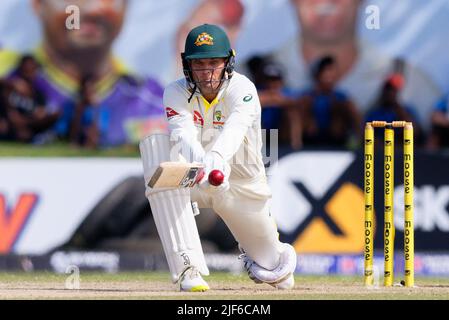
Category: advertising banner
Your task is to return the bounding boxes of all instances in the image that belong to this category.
[268,150,449,253]
[1,150,448,255]
[0,158,142,254]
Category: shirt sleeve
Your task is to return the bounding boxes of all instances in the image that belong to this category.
[163,83,205,163]
[210,80,259,161]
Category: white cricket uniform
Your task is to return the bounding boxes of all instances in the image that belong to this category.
[163,72,283,270]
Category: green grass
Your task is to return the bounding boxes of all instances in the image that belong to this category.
[1,272,449,300]
[0,142,140,157]
[0,271,169,283]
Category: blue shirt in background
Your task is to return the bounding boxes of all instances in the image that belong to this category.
[301,89,349,131]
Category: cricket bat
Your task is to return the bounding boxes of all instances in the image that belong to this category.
[148,162,205,188]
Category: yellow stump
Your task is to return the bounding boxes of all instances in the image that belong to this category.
[404,123,414,287]
[384,126,395,286]
[364,123,374,286]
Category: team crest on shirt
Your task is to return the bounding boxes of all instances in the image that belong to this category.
[213,110,225,128]
[193,110,204,127]
[214,110,222,121]
[194,33,214,46]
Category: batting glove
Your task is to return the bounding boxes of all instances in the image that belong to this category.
[198,151,230,195]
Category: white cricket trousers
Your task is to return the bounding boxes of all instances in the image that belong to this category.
[192,175,284,271]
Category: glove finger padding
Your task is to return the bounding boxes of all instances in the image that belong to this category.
[203,151,231,178]
[198,151,230,195]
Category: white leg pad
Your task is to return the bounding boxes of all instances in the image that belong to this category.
[149,188,209,282]
[140,134,209,282]
[140,134,178,186]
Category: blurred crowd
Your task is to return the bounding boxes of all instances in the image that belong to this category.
[2,52,448,151]
[0,0,448,151]
[0,52,166,148]
[246,54,439,151]
[0,0,166,149]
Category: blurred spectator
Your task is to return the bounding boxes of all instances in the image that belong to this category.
[365,73,424,147]
[428,94,449,150]
[249,57,302,149]
[296,55,361,148]
[270,0,441,130]
[0,80,9,139]
[70,76,100,148]
[3,55,59,143]
[246,56,267,90]
[258,62,287,131]
[0,0,166,147]
[55,75,109,149]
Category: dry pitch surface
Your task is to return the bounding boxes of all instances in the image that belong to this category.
[0,272,449,300]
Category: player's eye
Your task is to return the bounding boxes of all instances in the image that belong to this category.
[211,59,223,66]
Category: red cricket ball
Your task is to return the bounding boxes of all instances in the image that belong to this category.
[208,169,224,186]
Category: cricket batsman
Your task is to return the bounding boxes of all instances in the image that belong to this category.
[139,24,296,292]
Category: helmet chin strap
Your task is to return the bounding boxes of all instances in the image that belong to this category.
[187,84,197,103]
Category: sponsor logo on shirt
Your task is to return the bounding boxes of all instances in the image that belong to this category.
[193,110,204,127]
[243,94,253,102]
[165,107,179,119]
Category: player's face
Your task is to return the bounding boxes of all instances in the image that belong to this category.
[292,0,360,44]
[33,0,127,53]
[190,58,227,95]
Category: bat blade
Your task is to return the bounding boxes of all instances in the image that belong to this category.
[148,162,205,188]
